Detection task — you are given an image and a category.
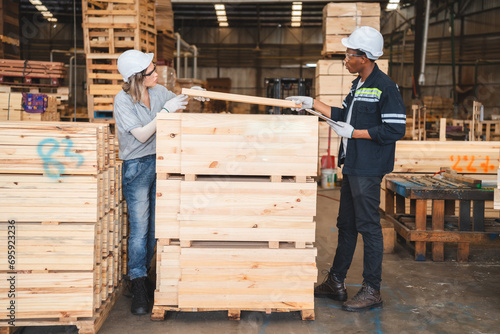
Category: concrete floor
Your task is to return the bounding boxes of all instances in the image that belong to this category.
[17,188,500,334]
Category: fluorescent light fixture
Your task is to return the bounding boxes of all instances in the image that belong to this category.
[35,5,47,11]
[47,17,57,22]
[292,4,302,10]
[30,0,42,5]
[389,0,400,2]
[219,22,228,27]
[217,16,227,22]
[305,63,317,68]
[41,11,53,17]
[214,4,225,10]
[292,10,302,16]
[216,10,226,16]
[291,16,301,22]
[291,22,301,27]
[386,3,398,10]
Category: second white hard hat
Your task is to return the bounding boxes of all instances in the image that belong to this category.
[117,50,154,83]
[342,26,384,60]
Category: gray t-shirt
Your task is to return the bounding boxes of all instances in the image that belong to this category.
[114,84,176,160]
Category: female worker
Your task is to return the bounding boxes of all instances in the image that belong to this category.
[114,50,201,315]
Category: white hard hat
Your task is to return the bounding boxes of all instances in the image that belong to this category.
[342,26,384,60]
[117,50,154,82]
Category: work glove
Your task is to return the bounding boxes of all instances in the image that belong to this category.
[327,120,354,139]
[285,96,313,111]
[190,86,210,102]
[162,94,188,113]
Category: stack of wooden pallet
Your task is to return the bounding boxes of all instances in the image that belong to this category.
[0,59,66,86]
[0,122,127,334]
[322,2,380,56]
[0,0,20,59]
[152,113,318,321]
[315,59,388,107]
[156,0,175,63]
[82,0,156,121]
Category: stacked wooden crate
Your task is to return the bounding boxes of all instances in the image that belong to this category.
[315,59,388,107]
[82,0,156,121]
[0,59,65,86]
[156,0,175,63]
[322,2,380,56]
[0,122,126,333]
[152,113,318,321]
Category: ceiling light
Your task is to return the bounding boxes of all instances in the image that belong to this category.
[35,5,47,11]
[30,0,42,5]
[292,11,302,16]
[389,0,400,3]
[216,10,226,16]
[41,11,53,17]
[48,17,57,22]
[291,16,301,22]
[292,4,302,11]
[291,22,301,27]
[217,16,227,22]
[219,22,228,27]
[214,4,225,10]
[386,3,398,10]
[305,63,317,68]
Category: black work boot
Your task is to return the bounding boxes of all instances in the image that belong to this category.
[130,277,149,315]
[314,270,347,301]
[342,282,383,312]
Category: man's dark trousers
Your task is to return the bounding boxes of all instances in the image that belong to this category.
[331,174,384,290]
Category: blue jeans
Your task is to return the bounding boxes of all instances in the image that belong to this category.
[331,174,384,290]
[122,154,157,280]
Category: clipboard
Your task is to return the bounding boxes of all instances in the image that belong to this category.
[304,109,344,127]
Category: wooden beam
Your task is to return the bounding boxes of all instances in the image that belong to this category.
[181,88,300,108]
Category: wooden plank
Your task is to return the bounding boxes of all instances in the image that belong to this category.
[432,200,445,262]
[181,88,299,108]
[415,199,427,261]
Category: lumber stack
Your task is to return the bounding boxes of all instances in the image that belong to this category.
[0,122,126,332]
[315,59,388,107]
[380,141,500,217]
[423,96,454,118]
[156,0,175,63]
[152,113,318,321]
[82,0,156,121]
[0,0,20,59]
[0,89,61,121]
[0,59,65,86]
[322,2,380,56]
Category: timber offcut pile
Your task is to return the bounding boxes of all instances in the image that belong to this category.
[82,0,156,121]
[322,2,381,56]
[152,113,318,321]
[0,122,127,334]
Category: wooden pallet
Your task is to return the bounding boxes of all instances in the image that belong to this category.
[151,306,315,321]
[0,283,124,334]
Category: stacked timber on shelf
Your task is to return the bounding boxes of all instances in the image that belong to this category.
[156,0,175,63]
[152,113,318,321]
[82,0,156,121]
[0,122,127,334]
[0,59,65,86]
[380,141,500,217]
[0,0,20,59]
[0,88,60,121]
[322,2,380,56]
[315,59,388,107]
[423,96,453,118]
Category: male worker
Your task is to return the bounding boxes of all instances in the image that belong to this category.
[286,26,406,312]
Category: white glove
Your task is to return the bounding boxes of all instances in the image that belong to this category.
[190,86,210,102]
[285,96,313,111]
[162,94,188,113]
[327,120,354,139]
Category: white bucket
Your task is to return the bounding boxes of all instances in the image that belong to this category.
[321,168,336,189]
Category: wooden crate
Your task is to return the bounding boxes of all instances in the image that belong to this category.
[322,2,380,56]
[82,0,156,120]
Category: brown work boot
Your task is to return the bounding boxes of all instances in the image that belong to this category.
[342,282,383,312]
[314,270,347,301]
